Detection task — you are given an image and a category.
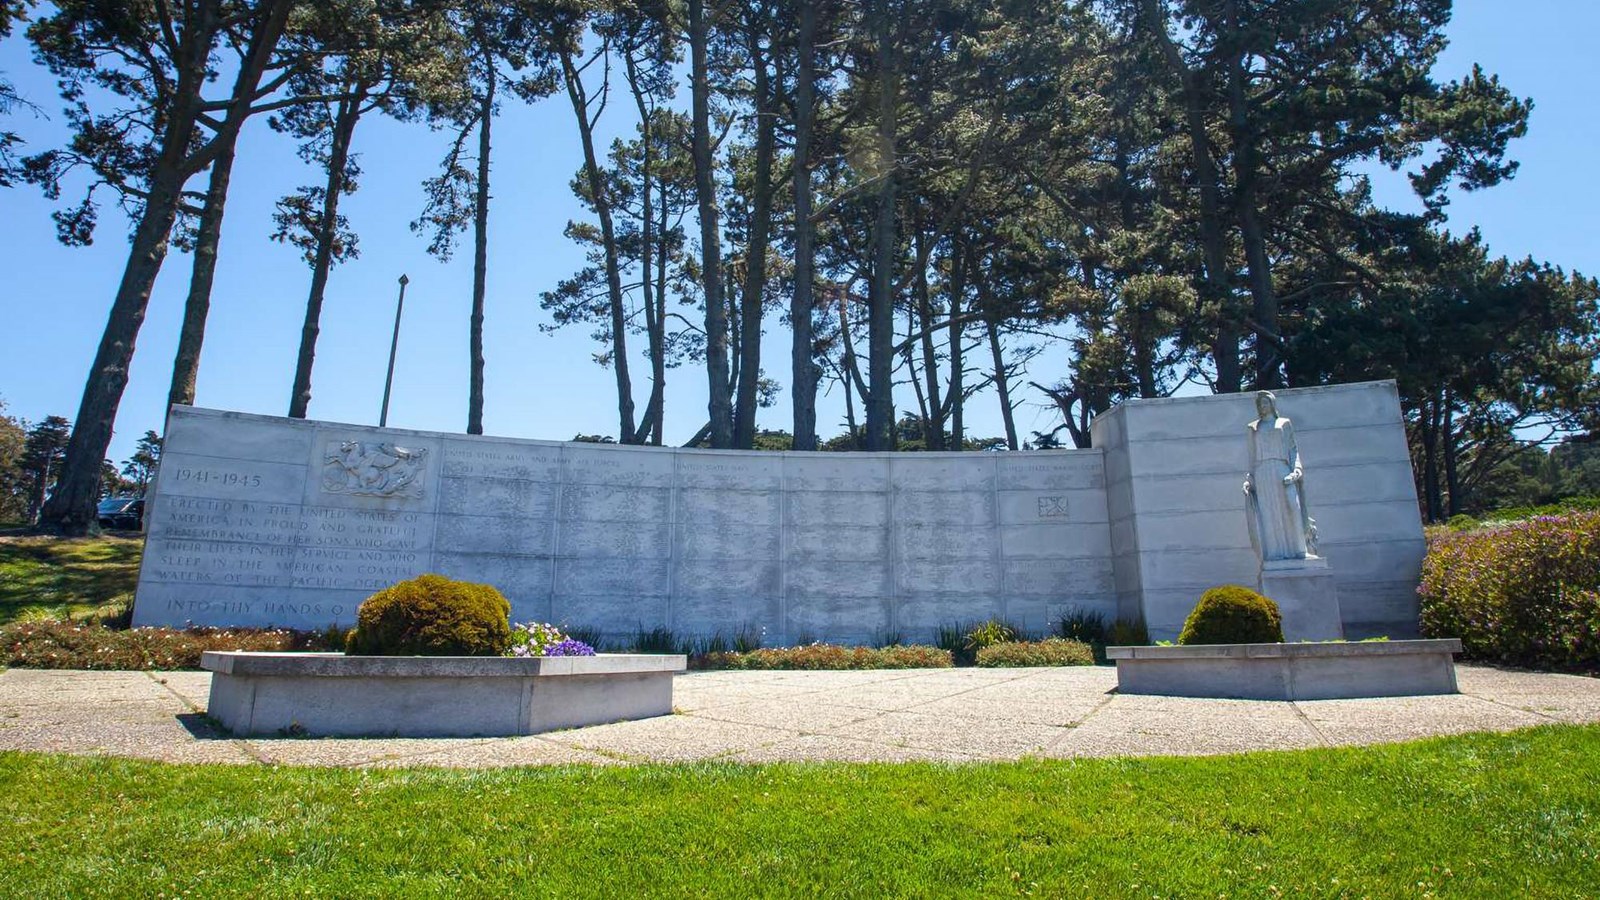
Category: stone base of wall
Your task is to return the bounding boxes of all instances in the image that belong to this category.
[1107,639,1461,701]
[201,651,686,737]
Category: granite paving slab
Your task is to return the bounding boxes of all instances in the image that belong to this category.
[0,664,1595,768]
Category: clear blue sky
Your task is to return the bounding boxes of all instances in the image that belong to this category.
[1,2,1596,465]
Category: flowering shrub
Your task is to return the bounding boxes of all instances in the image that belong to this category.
[694,643,952,671]
[1420,510,1600,671]
[1,621,338,670]
[506,623,596,658]
[507,622,567,657]
[975,638,1095,668]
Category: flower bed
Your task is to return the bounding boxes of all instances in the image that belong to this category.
[2,621,338,670]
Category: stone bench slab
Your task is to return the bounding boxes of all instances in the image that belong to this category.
[202,651,687,738]
[1107,639,1462,701]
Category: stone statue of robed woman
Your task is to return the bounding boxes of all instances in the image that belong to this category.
[1242,391,1318,561]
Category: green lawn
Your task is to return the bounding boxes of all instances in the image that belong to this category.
[2,726,1597,897]
[0,535,142,624]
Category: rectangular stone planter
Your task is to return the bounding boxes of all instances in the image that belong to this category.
[201,651,687,737]
[1106,639,1462,701]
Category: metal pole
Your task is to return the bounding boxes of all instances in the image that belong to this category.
[380,274,408,427]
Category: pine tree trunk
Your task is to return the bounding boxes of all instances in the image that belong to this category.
[467,57,494,436]
[689,0,733,448]
[864,0,898,451]
[947,241,966,448]
[167,133,240,409]
[1222,3,1280,390]
[39,0,290,535]
[1142,0,1240,393]
[1442,391,1462,516]
[789,0,819,451]
[988,316,1018,452]
[288,88,366,419]
[565,49,637,442]
[650,176,669,445]
[625,55,661,446]
[915,225,944,450]
[734,32,775,449]
[1419,395,1444,522]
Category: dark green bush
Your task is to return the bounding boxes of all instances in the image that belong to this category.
[934,622,969,662]
[936,619,1026,665]
[1107,617,1149,646]
[976,639,1095,668]
[1056,607,1110,661]
[344,574,511,656]
[1055,608,1107,645]
[630,626,682,654]
[1420,511,1600,672]
[965,619,1022,651]
[1177,586,1284,645]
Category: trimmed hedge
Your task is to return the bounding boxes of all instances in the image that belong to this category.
[693,644,952,671]
[1420,510,1600,672]
[975,639,1095,668]
[2,621,337,670]
[345,574,511,657]
[1178,585,1284,645]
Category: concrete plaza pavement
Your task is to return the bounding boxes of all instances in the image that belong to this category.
[0,664,1596,768]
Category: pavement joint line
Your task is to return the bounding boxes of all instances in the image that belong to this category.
[327,736,508,768]
[756,729,988,763]
[142,670,268,766]
[521,732,618,760]
[892,668,1098,717]
[1457,690,1565,723]
[1037,692,1119,752]
[1287,701,1332,746]
[688,701,889,738]
[544,712,800,763]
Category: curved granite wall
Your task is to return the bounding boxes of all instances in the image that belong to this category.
[133,381,1426,642]
[134,407,1114,642]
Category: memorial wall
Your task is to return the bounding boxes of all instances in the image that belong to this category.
[133,406,1115,643]
[132,380,1425,642]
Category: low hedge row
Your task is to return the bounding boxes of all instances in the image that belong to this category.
[1,621,339,670]
[974,638,1095,668]
[1420,510,1600,672]
[693,639,1100,671]
[692,644,953,670]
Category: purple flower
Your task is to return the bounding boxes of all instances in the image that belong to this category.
[543,638,596,657]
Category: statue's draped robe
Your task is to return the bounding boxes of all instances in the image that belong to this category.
[1248,417,1308,560]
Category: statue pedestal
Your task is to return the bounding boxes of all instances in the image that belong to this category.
[1259,556,1344,641]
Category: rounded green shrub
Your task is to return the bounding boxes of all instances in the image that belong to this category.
[1177,585,1284,645]
[344,574,511,657]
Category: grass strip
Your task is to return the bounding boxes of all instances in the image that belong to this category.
[2,725,1597,897]
[0,535,142,625]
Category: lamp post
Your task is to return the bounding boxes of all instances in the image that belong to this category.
[379,274,409,428]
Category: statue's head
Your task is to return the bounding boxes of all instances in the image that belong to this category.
[1255,390,1278,420]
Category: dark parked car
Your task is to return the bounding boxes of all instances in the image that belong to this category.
[97,497,145,531]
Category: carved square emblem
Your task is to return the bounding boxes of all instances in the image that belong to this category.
[1037,496,1068,518]
[322,440,428,498]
